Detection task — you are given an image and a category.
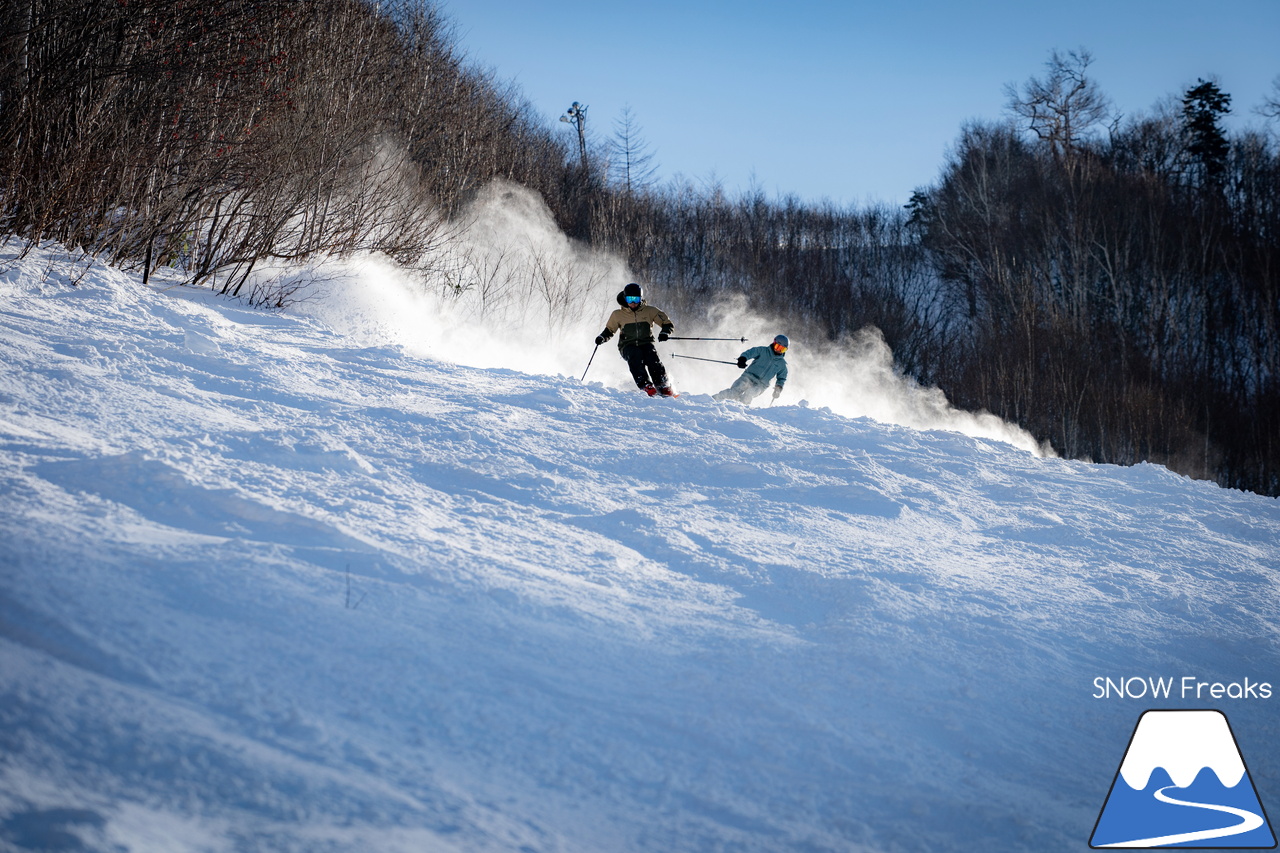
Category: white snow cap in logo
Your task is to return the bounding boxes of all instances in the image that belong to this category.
[1119,710,1246,790]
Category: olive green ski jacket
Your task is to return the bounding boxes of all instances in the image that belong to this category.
[599,300,674,349]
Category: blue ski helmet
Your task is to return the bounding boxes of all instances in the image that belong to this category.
[773,334,789,351]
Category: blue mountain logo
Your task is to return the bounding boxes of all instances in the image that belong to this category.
[1091,710,1276,848]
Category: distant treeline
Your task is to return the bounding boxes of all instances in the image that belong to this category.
[1,2,1276,496]
[0,0,564,299]
[571,53,1280,498]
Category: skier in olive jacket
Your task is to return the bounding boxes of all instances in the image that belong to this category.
[714,334,789,404]
[595,282,676,396]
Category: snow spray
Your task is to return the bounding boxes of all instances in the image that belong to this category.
[286,180,1052,456]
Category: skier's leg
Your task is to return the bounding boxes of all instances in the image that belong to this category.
[739,378,767,403]
[716,374,758,402]
[711,376,742,399]
[713,377,742,401]
[641,345,671,390]
[620,345,654,391]
[714,381,740,401]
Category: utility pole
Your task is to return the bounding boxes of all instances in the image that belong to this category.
[560,101,588,172]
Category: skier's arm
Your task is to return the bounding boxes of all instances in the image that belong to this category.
[652,308,674,341]
[595,310,622,345]
[771,360,788,399]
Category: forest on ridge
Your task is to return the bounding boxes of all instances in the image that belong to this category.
[1,0,1277,495]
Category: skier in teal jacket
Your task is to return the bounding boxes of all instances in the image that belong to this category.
[713,334,789,403]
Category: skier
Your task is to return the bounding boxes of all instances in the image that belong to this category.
[713,334,789,404]
[594,282,677,396]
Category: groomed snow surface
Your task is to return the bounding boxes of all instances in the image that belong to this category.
[1,242,1278,853]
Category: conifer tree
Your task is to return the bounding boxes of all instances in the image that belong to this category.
[1182,79,1232,188]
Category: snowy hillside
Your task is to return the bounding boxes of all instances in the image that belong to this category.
[1,240,1278,853]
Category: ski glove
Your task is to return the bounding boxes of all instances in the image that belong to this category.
[772,385,783,399]
[595,335,606,346]
[737,356,748,369]
[658,332,669,342]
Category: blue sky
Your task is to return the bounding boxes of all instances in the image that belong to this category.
[440,0,1280,207]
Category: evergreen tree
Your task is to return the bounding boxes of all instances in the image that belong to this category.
[1182,79,1232,188]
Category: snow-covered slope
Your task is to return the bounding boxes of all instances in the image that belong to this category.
[1,242,1278,853]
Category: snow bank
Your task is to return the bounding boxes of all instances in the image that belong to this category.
[0,240,1277,852]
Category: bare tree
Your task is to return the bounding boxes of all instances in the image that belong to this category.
[1004,48,1112,156]
[1255,74,1280,121]
[609,105,658,195]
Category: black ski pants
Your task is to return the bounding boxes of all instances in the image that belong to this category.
[620,343,669,390]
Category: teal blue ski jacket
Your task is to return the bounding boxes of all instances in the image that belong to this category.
[740,345,788,388]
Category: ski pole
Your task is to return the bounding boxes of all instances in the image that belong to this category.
[581,344,599,381]
[672,353,739,365]
[664,336,747,342]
